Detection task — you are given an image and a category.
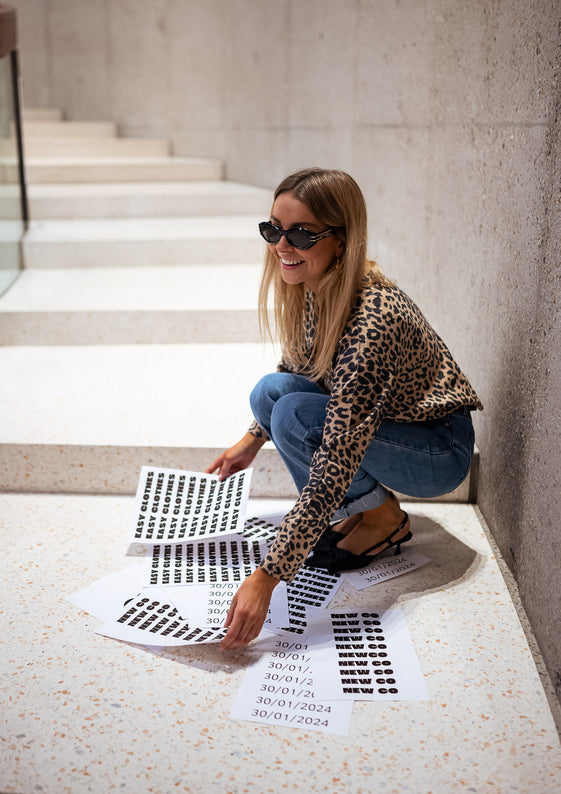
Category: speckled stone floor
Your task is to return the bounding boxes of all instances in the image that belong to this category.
[1,493,560,794]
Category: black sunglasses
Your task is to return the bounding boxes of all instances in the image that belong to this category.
[259,221,335,250]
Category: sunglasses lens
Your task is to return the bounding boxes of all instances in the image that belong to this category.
[259,222,281,244]
[286,229,313,249]
[259,222,319,249]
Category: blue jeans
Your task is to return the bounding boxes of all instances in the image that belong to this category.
[250,372,475,505]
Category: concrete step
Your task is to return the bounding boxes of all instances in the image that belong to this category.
[0,264,265,344]
[23,120,118,137]
[25,181,271,219]
[0,342,294,496]
[15,136,170,158]
[0,184,25,219]
[0,155,224,183]
[22,216,265,267]
[23,107,63,122]
[0,181,271,220]
[0,342,477,500]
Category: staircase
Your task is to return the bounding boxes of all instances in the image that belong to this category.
[0,108,293,495]
[6,115,558,793]
[0,109,477,501]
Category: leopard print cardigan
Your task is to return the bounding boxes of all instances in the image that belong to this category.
[249,276,483,583]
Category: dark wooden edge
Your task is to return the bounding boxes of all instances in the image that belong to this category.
[0,5,16,60]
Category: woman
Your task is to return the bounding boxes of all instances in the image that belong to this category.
[207,168,482,651]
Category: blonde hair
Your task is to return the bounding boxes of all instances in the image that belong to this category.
[258,167,394,380]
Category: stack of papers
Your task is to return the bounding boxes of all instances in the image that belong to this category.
[67,466,431,735]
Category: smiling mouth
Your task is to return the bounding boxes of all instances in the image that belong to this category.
[281,258,305,269]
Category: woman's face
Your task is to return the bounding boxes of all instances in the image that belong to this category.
[268,191,342,292]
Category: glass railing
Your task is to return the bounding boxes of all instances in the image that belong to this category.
[0,3,27,297]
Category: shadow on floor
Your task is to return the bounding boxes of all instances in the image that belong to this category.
[359,510,482,609]
[134,512,480,674]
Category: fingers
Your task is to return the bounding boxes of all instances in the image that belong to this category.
[220,605,262,650]
[207,434,263,481]
[223,593,237,629]
[206,452,242,480]
[219,569,279,651]
[220,596,258,649]
[205,454,231,480]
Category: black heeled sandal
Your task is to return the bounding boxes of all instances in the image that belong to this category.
[312,527,345,554]
[306,513,412,573]
[311,512,364,554]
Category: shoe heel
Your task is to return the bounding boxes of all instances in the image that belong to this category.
[394,530,413,555]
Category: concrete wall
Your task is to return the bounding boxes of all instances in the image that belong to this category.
[13,0,561,702]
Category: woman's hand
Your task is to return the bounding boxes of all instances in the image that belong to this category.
[206,432,266,480]
[220,568,280,651]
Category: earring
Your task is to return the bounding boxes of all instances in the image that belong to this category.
[335,255,341,270]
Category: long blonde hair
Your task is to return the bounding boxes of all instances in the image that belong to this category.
[258,167,393,380]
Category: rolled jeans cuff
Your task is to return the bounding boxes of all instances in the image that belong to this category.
[331,483,389,523]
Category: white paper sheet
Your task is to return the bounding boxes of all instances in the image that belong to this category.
[265,583,290,629]
[66,563,149,622]
[145,537,268,586]
[97,594,228,646]
[147,583,236,623]
[280,566,343,634]
[240,514,283,543]
[130,466,252,544]
[306,608,429,701]
[343,550,431,590]
[230,636,353,735]
[148,581,290,629]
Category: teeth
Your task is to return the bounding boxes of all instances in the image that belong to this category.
[281,259,303,265]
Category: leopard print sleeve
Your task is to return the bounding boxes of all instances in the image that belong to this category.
[260,289,400,582]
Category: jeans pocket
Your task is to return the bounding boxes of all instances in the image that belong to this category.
[428,419,455,454]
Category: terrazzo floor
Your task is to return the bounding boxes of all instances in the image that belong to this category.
[1,493,560,794]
